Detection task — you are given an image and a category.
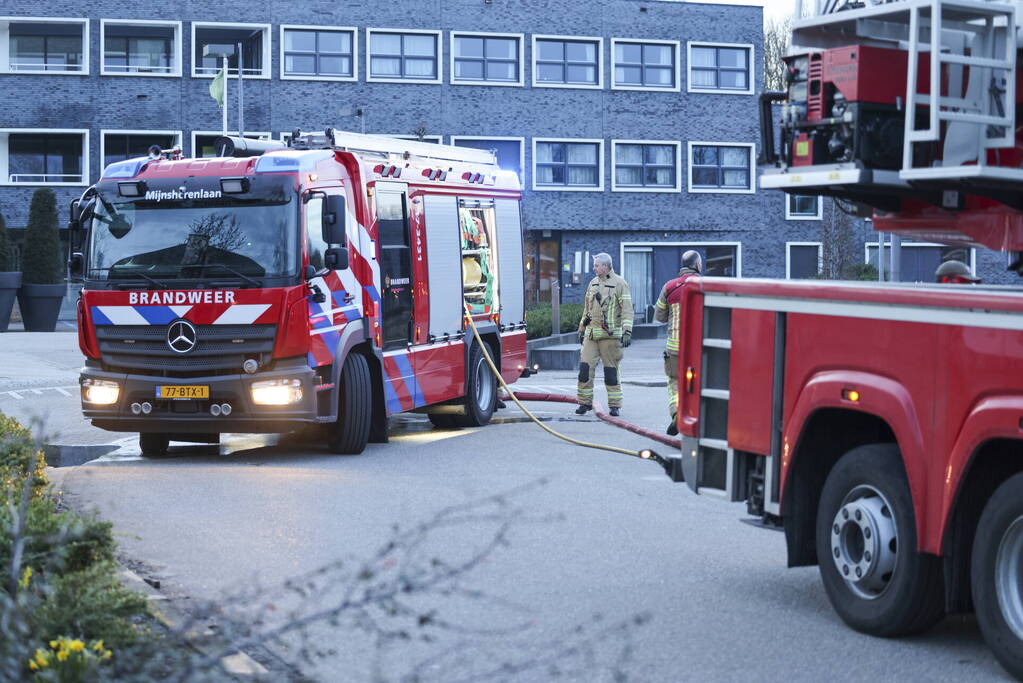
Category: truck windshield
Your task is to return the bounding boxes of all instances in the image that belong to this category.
[86,177,298,284]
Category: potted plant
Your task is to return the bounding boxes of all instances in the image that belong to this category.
[17,189,67,332]
[0,211,19,332]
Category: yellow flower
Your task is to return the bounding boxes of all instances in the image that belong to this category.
[49,640,58,649]
[56,649,68,662]
[33,650,49,668]
[91,640,105,652]
[68,640,85,653]
[18,566,32,589]
[101,650,112,660]
[28,660,38,671]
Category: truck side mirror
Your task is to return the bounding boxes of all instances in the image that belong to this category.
[322,195,347,245]
[324,246,349,271]
[68,252,85,279]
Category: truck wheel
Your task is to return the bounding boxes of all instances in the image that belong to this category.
[971,472,1023,680]
[139,433,170,457]
[457,344,496,427]
[815,443,943,636]
[326,353,371,454]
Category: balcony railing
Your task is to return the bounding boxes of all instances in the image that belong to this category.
[8,173,84,184]
[194,66,264,77]
[9,61,84,72]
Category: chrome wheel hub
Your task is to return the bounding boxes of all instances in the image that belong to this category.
[830,485,899,599]
[995,516,1023,640]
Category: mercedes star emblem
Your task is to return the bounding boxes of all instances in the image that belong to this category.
[167,319,197,354]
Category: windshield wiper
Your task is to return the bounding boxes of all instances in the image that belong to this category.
[190,263,262,288]
[93,267,170,289]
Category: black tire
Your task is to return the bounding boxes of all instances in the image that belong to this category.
[326,353,371,454]
[815,443,944,636]
[971,472,1023,680]
[454,343,497,428]
[139,433,170,457]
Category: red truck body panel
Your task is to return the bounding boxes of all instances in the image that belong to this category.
[674,277,1023,555]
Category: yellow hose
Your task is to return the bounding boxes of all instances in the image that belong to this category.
[462,303,658,463]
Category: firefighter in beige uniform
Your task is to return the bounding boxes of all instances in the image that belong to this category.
[655,250,702,435]
[576,253,634,417]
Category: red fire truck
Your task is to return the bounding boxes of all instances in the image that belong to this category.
[662,1,1023,677]
[68,131,527,456]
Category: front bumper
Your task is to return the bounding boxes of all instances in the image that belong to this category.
[81,358,319,434]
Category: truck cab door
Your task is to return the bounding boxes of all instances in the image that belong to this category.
[375,184,414,351]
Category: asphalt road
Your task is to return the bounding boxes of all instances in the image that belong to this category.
[1,331,1012,681]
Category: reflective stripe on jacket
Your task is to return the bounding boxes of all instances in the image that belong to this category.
[654,269,698,353]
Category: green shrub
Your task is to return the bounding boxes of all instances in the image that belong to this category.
[21,189,63,285]
[845,263,880,281]
[525,302,583,339]
[32,560,149,649]
[0,212,14,272]
[0,413,47,501]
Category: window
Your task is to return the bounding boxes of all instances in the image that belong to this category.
[191,131,270,158]
[192,22,270,78]
[452,32,523,86]
[281,25,356,80]
[367,29,441,83]
[688,142,755,193]
[100,131,182,168]
[532,139,603,191]
[2,18,88,74]
[612,140,680,192]
[688,42,753,94]
[787,243,823,279]
[533,35,602,89]
[867,242,975,283]
[786,194,823,220]
[622,243,741,310]
[1,130,88,185]
[451,137,524,182]
[611,39,679,90]
[101,20,180,76]
[305,196,328,272]
[385,134,444,144]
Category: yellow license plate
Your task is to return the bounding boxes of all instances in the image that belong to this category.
[157,385,209,400]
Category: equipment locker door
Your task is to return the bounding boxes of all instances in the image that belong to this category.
[375,184,414,350]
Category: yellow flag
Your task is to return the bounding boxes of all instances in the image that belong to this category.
[209,66,226,108]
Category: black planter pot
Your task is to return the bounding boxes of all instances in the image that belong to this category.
[0,272,20,332]
[17,282,67,332]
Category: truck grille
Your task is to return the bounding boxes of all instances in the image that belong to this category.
[96,324,276,374]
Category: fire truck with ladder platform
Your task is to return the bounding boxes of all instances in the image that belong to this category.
[68,130,528,458]
[657,0,1023,677]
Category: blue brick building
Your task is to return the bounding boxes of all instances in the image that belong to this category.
[0,0,1009,311]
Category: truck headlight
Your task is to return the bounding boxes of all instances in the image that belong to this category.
[81,379,120,405]
[251,378,303,406]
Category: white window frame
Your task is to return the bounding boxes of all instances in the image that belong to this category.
[531,137,605,192]
[100,19,181,77]
[785,242,823,279]
[687,140,756,194]
[865,241,977,272]
[686,41,755,96]
[610,37,680,92]
[99,129,183,171]
[383,134,444,144]
[190,131,271,157]
[279,24,358,82]
[531,34,603,90]
[0,17,89,75]
[620,241,743,280]
[0,128,89,187]
[450,136,525,182]
[785,194,823,220]
[191,22,271,79]
[450,31,524,87]
[610,139,681,193]
[366,28,443,85]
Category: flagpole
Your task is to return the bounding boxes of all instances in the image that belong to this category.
[222,56,228,135]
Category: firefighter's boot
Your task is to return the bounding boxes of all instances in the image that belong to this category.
[666,415,679,436]
[575,404,592,415]
[609,407,620,417]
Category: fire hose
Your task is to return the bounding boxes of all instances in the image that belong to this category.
[462,303,680,477]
